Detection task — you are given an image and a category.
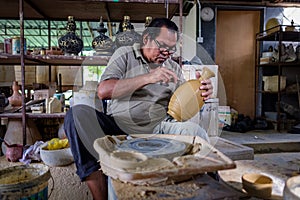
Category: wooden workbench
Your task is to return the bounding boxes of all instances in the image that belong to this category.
[112,174,246,200]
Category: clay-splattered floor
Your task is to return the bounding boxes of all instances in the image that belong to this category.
[219,152,300,199]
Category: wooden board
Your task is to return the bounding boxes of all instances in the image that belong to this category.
[112,174,246,200]
[210,137,254,161]
[94,134,236,185]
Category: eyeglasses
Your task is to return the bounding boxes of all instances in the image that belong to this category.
[153,39,177,55]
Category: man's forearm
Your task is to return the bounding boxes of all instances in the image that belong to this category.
[98,74,151,100]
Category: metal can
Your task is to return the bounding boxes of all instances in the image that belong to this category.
[4,38,12,54]
[12,37,26,55]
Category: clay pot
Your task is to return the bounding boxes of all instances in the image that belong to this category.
[242,173,273,199]
[5,144,23,162]
[58,16,83,55]
[1,137,23,162]
[8,81,22,107]
[40,144,74,167]
[283,175,300,200]
[167,67,215,121]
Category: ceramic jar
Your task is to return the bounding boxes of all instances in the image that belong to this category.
[167,67,215,122]
[92,17,115,55]
[115,16,141,48]
[145,16,152,28]
[8,81,22,107]
[58,16,83,55]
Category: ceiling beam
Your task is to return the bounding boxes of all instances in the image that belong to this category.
[200,0,300,7]
[24,0,49,18]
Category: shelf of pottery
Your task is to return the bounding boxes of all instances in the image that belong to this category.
[255,21,300,131]
[0,14,147,113]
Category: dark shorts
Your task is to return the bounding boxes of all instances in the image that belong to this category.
[64,104,126,181]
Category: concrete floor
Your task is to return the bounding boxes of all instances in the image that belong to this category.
[0,130,299,200]
[218,130,300,200]
[220,129,300,153]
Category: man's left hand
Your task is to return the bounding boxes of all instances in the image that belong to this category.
[200,79,213,101]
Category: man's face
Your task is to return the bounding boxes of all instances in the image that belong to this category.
[143,26,178,65]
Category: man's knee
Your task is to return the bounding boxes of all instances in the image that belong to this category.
[181,122,206,135]
[161,121,209,141]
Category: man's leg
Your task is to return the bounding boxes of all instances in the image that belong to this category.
[64,105,126,200]
[154,120,210,142]
[86,170,108,200]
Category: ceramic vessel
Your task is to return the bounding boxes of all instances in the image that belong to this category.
[115,16,141,48]
[8,81,22,107]
[145,16,152,28]
[92,17,115,55]
[265,18,280,34]
[167,67,215,122]
[5,144,23,162]
[283,175,300,200]
[40,143,74,167]
[285,20,297,32]
[242,173,273,199]
[58,16,83,55]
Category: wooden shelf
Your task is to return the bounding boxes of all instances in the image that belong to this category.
[0,53,111,66]
[257,62,300,67]
[0,0,184,22]
[0,0,185,146]
[255,25,300,131]
[256,25,300,42]
[0,112,65,119]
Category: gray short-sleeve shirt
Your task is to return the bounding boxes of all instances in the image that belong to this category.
[100,43,185,134]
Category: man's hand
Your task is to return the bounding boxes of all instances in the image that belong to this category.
[196,71,213,100]
[149,66,178,84]
[200,79,213,100]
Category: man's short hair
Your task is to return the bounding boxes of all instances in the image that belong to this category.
[142,18,179,41]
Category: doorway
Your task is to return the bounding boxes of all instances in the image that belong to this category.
[216,10,261,118]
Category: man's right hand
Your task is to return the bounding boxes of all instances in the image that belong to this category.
[149,66,178,85]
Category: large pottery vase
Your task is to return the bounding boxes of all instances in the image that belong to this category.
[92,17,115,55]
[8,81,22,107]
[115,16,141,48]
[167,67,215,122]
[58,16,83,55]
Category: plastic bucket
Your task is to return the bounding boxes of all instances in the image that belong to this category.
[0,164,51,200]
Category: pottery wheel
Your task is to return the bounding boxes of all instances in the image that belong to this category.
[117,137,187,160]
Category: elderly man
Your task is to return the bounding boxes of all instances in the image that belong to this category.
[64,18,213,200]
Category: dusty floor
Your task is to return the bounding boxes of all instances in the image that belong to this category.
[219,130,300,200]
[0,156,93,200]
[219,152,300,199]
[0,130,299,199]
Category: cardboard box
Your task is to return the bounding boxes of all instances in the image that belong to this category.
[218,106,231,126]
[263,76,286,92]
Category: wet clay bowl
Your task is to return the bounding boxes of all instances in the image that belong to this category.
[242,173,273,199]
[110,151,148,169]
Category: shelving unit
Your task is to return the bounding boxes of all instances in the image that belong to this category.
[255,25,300,130]
[0,0,185,145]
[0,54,111,66]
[0,112,65,119]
